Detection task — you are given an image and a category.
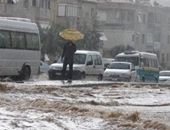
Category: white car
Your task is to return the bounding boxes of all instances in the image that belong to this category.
[103,62,136,82]
[159,70,170,82]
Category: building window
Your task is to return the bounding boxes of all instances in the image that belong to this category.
[40,0,48,8]
[168,35,170,44]
[39,0,50,9]
[168,18,170,24]
[40,0,45,8]
[24,0,28,8]
[7,0,14,4]
[155,13,162,24]
[32,0,36,7]
[167,53,169,62]
[91,8,96,17]
[39,0,43,8]
[142,34,145,44]
[143,14,146,23]
[58,4,79,17]
[116,11,120,20]
[154,32,161,42]
[85,13,89,20]
[162,53,164,62]
[48,0,50,9]
[116,10,126,21]
[127,11,134,22]
[148,12,154,23]
[132,34,134,42]
[97,10,106,21]
[120,11,126,21]
[147,33,153,44]
[136,36,139,44]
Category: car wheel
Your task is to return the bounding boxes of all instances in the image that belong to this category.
[128,76,131,82]
[49,73,55,80]
[48,71,55,80]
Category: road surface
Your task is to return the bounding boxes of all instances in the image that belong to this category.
[0,75,170,130]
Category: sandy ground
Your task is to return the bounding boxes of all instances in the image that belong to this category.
[0,76,170,130]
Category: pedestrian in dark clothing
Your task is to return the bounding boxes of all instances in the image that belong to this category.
[61,40,76,83]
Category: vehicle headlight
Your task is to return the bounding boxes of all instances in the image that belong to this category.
[104,72,110,77]
[50,66,55,69]
[50,66,62,70]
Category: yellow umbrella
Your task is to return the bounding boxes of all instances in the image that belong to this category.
[59,28,84,41]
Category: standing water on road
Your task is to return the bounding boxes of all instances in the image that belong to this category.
[0,78,170,130]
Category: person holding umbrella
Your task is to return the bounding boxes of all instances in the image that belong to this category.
[59,28,84,83]
[61,40,76,83]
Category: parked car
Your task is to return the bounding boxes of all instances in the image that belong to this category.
[159,70,170,82]
[40,61,50,74]
[103,62,136,82]
[102,58,114,70]
[48,50,104,80]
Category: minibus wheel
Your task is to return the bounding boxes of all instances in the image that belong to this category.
[11,76,19,81]
[21,67,30,81]
[155,78,158,83]
[142,77,145,82]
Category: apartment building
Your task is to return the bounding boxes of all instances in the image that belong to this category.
[91,0,170,67]
[0,0,51,27]
[0,0,170,67]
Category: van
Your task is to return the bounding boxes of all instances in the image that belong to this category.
[48,50,104,80]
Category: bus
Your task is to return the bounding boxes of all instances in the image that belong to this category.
[115,50,159,82]
[0,17,41,80]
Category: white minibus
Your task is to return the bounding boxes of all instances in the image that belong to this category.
[115,50,159,82]
[0,17,41,80]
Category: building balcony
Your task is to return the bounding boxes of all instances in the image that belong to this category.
[147,23,162,30]
[104,22,135,30]
[146,41,160,51]
[0,3,50,25]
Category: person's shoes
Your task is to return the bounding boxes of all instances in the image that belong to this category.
[67,79,72,83]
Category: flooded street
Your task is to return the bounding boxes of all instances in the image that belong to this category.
[0,76,170,130]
